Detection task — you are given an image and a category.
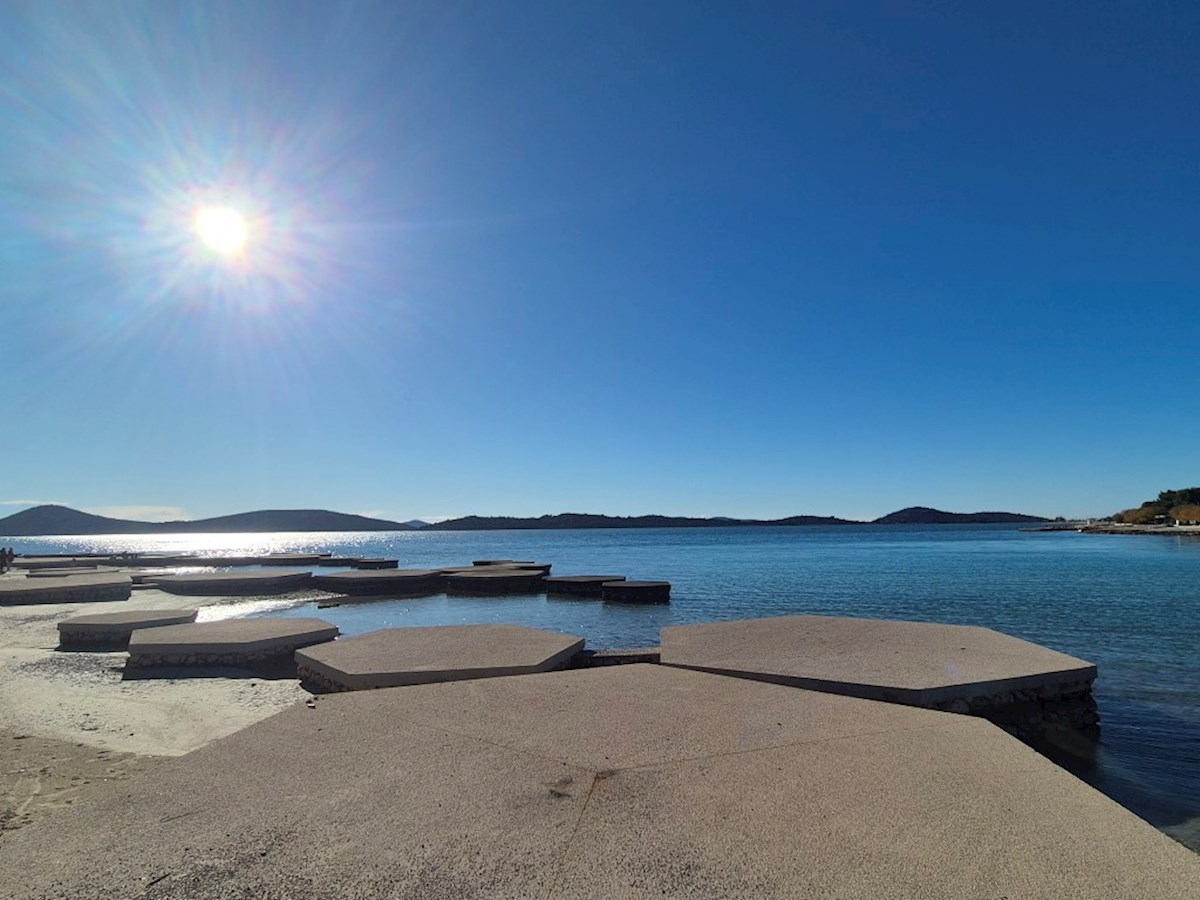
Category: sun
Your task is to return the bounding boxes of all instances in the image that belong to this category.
[194,205,249,255]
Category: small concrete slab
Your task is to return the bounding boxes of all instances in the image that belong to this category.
[26,565,122,578]
[127,618,338,667]
[313,556,362,567]
[502,562,553,575]
[311,569,442,596]
[355,558,399,569]
[261,553,324,566]
[0,574,132,605]
[10,556,104,570]
[295,624,585,691]
[445,568,546,594]
[660,614,1096,708]
[57,609,198,649]
[545,575,626,597]
[601,579,670,603]
[2,665,1195,899]
[151,570,314,596]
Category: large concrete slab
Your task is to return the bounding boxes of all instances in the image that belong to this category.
[57,608,198,649]
[295,624,585,690]
[544,574,626,596]
[311,569,442,596]
[150,569,314,596]
[660,614,1096,707]
[126,618,338,667]
[445,568,545,594]
[0,574,132,605]
[26,566,122,578]
[0,665,1194,899]
[9,556,105,570]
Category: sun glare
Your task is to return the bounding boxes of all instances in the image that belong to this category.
[194,205,249,255]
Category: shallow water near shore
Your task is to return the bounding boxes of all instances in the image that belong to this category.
[13,524,1200,849]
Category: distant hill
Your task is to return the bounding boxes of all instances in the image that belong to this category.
[424,512,858,530]
[0,505,412,536]
[871,507,1047,525]
[0,505,161,536]
[168,510,413,533]
[403,519,430,529]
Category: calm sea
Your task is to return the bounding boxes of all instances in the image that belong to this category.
[12,524,1199,850]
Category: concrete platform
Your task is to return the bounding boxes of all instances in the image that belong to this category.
[57,609,198,649]
[545,575,627,596]
[601,580,670,603]
[126,618,338,667]
[150,570,314,596]
[311,569,442,596]
[261,553,324,566]
[26,565,122,578]
[0,574,132,605]
[445,568,546,594]
[9,556,106,570]
[355,558,399,569]
[295,624,586,691]
[314,556,362,567]
[660,614,1098,733]
[472,560,552,574]
[1,665,1194,899]
[501,562,553,575]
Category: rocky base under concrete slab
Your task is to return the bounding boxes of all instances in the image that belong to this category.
[58,631,133,650]
[297,665,352,692]
[569,648,662,667]
[931,678,1100,742]
[128,645,313,668]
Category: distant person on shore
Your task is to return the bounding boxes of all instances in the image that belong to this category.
[0,548,10,573]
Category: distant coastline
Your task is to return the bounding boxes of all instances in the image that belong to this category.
[0,504,1047,537]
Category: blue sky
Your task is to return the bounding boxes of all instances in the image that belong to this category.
[2,1,1197,523]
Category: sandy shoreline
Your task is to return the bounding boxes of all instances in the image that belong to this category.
[0,573,314,834]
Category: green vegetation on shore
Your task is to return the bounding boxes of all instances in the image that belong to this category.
[1112,488,1200,525]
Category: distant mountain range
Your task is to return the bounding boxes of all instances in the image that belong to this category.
[422,513,857,530]
[0,504,1047,536]
[0,505,413,536]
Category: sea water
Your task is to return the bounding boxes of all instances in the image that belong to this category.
[14,524,1199,849]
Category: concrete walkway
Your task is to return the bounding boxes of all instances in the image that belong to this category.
[1,665,1194,899]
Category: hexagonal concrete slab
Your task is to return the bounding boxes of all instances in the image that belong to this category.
[295,624,585,690]
[261,553,325,566]
[444,569,545,594]
[355,558,399,569]
[127,617,338,668]
[544,575,627,597]
[601,580,670,603]
[26,566,122,578]
[311,569,442,596]
[57,608,198,649]
[661,614,1095,708]
[1,665,1195,899]
[0,574,132,605]
[150,570,314,596]
[10,556,106,570]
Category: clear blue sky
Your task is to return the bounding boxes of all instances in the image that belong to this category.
[2,1,1197,523]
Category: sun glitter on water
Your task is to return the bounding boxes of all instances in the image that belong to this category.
[194,205,249,256]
